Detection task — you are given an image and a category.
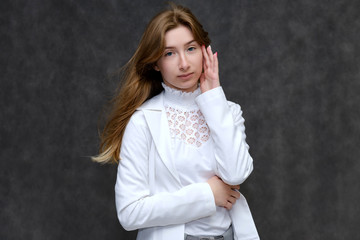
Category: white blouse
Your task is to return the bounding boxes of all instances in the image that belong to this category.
[162,83,231,236]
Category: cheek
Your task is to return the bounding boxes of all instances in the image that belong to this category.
[197,51,203,62]
[163,58,177,69]
[158,62,170,74]
[195,54,203,68]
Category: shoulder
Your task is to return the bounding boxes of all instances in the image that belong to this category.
[137,91,164,111]
[129,109,146,124]
[128,91,164,126]
[123,110,153,146]
[128,90,165,128]
[124,111,148,138]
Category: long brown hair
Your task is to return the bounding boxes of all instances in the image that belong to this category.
[92,3,211,164]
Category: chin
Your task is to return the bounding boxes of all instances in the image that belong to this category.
[181,82,198,92]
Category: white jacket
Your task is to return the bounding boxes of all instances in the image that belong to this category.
[115,87,259,240]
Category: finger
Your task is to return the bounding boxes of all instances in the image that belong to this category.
[202,45,210,69]
[224,201,233,210]
[213,52,218,73]
[231,190,241,199]
[228,196,237,204]
[207,45,213,67]
[230,184,240,190]
[199,73,205,85]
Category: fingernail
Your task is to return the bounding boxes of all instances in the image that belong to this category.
[215,52,218,56]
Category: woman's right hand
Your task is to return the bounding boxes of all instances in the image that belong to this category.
[207,176,240,210]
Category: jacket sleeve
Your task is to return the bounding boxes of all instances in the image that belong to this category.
[195,87,254,185]
[115,111,216,231]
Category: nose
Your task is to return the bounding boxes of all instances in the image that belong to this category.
[178,53,190,71]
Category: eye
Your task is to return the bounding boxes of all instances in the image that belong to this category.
[188,47,195,52]
[164,51,173,57]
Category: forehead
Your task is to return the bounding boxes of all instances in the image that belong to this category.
[164,25,195,47]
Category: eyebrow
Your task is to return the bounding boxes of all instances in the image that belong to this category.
[164,40,197,49]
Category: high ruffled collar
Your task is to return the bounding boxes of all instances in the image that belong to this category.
[162,82,201,107]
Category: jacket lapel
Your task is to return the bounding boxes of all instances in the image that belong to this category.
[138,93,181,185]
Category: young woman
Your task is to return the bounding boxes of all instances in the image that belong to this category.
[93,4,259,240]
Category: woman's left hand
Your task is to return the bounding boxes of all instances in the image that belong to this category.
[200,45,220,93]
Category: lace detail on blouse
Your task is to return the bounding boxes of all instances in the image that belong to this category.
[165,106,210,147]
[162,82,210,147]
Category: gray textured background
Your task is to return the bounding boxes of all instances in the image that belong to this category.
[1,0,360,239]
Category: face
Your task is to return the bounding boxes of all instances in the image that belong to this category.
[155,25,203,92]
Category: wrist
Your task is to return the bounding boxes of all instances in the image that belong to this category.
[200,82,220,93]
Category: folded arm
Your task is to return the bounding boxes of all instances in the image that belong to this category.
[196,87,254,185]
[115,112,216,231]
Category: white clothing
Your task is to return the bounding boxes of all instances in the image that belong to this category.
[115,86,259,240]
[162,83,231,236]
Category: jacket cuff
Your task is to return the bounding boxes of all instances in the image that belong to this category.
[202,182,217,212]
[195,86,226,107]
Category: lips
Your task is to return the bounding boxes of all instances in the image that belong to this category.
[178,72,194,79]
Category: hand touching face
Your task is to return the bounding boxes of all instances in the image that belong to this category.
[200,45,220,93]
